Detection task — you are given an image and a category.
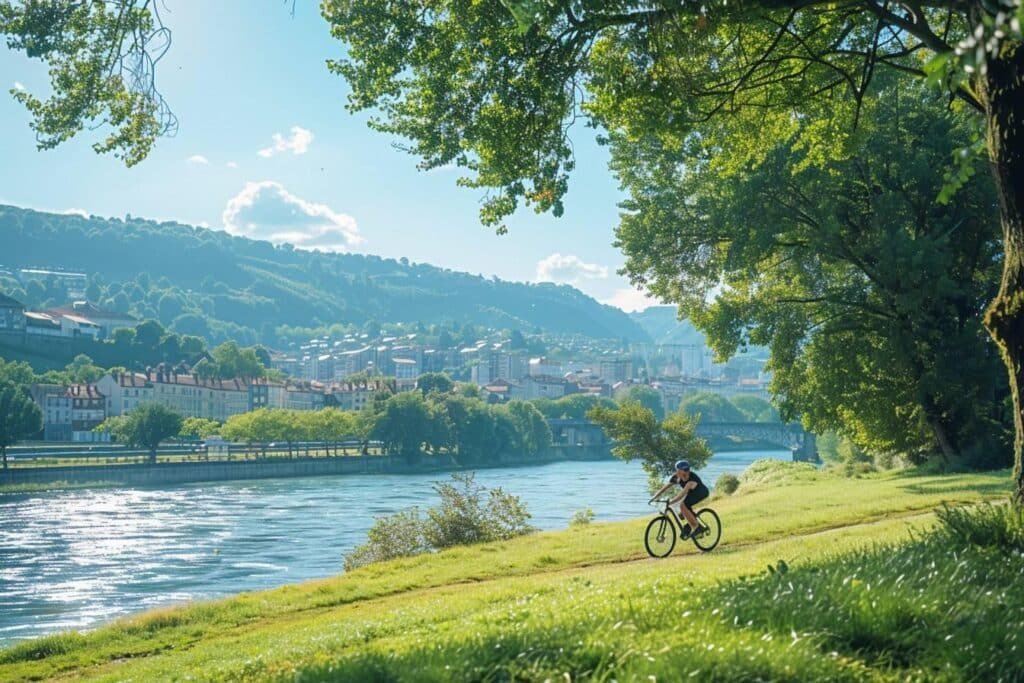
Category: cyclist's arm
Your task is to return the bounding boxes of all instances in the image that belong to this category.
[650,481,672,502]
[668,481,697,505]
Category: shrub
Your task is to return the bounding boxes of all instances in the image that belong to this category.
[935,502,1024,553]
[344,508,429,571]
[569,508,595,527]
[345,473,536,569]
[739,459,819,487]
[426,472,535,548]
[715,473,740,496]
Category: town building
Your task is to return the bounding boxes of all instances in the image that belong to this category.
[598,358,633,384]
[512,375,578,401]
[68,384,108,442]
[329,379,395,411]
[30,383,71,441]
[46,302,135,339]
[17,269,87,299]
[393,357,420,391]
[0,293,25,335]
[528,357,562,377]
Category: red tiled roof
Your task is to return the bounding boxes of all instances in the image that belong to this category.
[66,384,104,399]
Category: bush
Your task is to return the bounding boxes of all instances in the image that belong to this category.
[344,508,429,571]
[935,502,1024,553]
[345,473,536,570]
[739,459,819,487]
[715,473,740,496]
[569,508,595,527]
[426,472,535,548]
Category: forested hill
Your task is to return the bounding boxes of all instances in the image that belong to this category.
[629,306,706,346]
[0,206,647,344]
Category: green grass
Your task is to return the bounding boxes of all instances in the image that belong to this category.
[0,466,1012,682]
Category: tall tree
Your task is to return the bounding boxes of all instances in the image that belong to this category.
[589,401,711,490]
[101,402,183,462]
[0,381,42,469]
[318,0,1024,490]
[617,80,1007,465]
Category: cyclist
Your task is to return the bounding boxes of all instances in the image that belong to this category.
[651,460,709,539]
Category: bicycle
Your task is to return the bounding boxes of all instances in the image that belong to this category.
[644,498,722,556]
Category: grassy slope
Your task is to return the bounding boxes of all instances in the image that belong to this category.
[0,468,1011,682]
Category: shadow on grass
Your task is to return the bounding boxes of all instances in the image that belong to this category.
[888,466,1010,497]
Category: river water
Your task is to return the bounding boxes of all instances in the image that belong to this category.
[0,449,787,645]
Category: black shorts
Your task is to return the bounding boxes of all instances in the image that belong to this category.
[682,486,709,508]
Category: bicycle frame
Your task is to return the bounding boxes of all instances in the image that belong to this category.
[653,500,686,530]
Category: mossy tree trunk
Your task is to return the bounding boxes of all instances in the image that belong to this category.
[980,40,1024,502]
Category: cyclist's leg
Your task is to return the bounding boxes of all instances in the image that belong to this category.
[678,500,700,531]
[680,488,708,531]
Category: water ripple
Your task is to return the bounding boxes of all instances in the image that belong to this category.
[0,451,786,645]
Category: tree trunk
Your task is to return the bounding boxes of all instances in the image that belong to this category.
[980,39,1024,502]
[2,445,6,470]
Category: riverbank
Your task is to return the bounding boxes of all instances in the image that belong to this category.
[0,444,616,492]
[0,465,1010,681]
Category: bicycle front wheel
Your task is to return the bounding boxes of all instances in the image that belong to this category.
[693,508,722,552]
[644,515,677,558]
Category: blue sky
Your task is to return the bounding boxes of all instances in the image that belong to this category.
[0,1,657,312]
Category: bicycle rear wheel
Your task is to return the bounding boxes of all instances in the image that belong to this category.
[644,515,677,558]
[692,508,721,552]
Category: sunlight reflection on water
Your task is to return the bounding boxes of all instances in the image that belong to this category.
[0,450,787,644]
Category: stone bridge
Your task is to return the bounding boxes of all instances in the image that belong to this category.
[696,421,818,462]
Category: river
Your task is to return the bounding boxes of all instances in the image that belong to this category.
[0,449,788,645]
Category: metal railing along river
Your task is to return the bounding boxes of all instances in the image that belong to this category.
[4,440,386,468]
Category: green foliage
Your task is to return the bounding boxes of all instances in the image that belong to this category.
[371,391,437,461]
[178,417,221,440]
[65,354,103,384]
[344,473,535,570]
[738,459,820,488]
[220,408,358,445]
[0,206,648,345]
[934,502,1024,553]
[415,372,453,396]
[616,79,1008,466]
[532,394,616,420]
[425,473,535,549]
[715,473,740,496]
[569,507,595,527]
[678,392,746,423]
[729,395,778,423]
[0,358,35,386]
[1,0,172,166]
[342,508,429,571]
[209,341,266,379]
[506,400,551,457]
[588,401,711,488]
[98,402,183,460]
[0,381,42,466]
[615,384,664,419]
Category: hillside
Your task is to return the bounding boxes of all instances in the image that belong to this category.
[0,205,648,345]
[0,466,1011,681]
[629,306,706,346]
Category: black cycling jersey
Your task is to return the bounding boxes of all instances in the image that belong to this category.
[670,471,706,491]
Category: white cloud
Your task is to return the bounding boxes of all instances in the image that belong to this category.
[63,208,89,218]
[535,253,609,284]
[222,180,363,252]
[187,154,210,165]
[258,126,314,158]
[602,287,658,313]
[226,161,238,169]
[13,81,25,91]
